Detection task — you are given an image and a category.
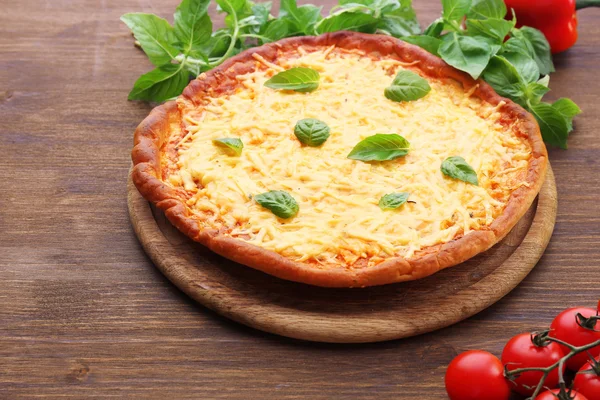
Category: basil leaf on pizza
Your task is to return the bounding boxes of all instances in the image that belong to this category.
[379,192,410,210]
[254,190,299,219]
[441,156,479,185]
[294,118,330,146]
[264,67,320,92]
[212,137,243,155]
[384,70,431,102]
[347,134,410,161]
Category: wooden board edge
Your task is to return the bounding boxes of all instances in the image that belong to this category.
[127,165,557,343]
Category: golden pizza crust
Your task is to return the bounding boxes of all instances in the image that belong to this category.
[131,32,547,288]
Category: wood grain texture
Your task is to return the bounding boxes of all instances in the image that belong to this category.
[128,167,557,343]
[0,0,599,398]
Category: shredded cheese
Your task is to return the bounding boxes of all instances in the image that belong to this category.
[172,48,531,266]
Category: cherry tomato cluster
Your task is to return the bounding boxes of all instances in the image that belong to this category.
[445,303,600,400]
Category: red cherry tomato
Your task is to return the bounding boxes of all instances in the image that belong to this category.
[550,307,600,370]
[535,389,589,400]
[445,350,511,400]
[573,356,600,400]
[501,333,565,396]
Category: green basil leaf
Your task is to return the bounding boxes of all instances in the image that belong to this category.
[316,12,378,34]
[255,190,299,219]
[334,1,374,14]
[502,52,539,83]
[465,18,514,44]
[525,82,550,105]
[377,15,419,37]
[246,2,271,32]
[424,18,444,37]
[216,0,251,15]
[501,37,532,58]
[128,64,190,102]
[296,5,324,34]
[339,0,375,5]
[384,70,431,102]
[212,138,243,155]
[264,67,320,92]
[217,0,253,29]
[379,192,410,210]
[375,0,402,14]
[402,36,442,56]
[377,0,420,37]
[511,27,555,75]
[262,18,293,41]
[279,0,300,18]
[537,75,550,87]
[441,0,472,22]
[347,134,410,161]
[190,30,231,59]
[552,98,582,132]
[280,0,322,35]
[529,102,569,149]
[468,0,506,20]
[173,0,212,55]
[294,119,331,146]
[438,33,493,79]
[121,13,179,66]
[441,156,478,185]
[482,56,527,106]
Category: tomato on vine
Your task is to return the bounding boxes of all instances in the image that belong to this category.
[573,356,600,400]
[501,331,565,395]
[550,307,600,370]
[445,350,510,400]
[535,388,589,400]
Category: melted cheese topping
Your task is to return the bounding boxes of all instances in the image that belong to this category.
[171,47,531,267]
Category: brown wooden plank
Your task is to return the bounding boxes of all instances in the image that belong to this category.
[1,0,600,398]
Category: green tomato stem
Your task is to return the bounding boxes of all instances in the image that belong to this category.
[505,338,600,400]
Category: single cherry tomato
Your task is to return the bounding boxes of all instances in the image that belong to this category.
[550,307,600,370]
[573,356,600,400]
[502,332,565,396]
[535,388,589,400]
[445,350,511,400]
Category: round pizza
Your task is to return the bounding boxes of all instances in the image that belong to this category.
[131,31,547,288]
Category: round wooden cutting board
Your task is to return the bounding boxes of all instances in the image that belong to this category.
[128,166,557,343]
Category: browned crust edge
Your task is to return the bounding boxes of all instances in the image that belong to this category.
[131,31,548,288]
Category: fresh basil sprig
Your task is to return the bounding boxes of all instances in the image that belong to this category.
[384,70,431,102]
[404,0,577,148]
[121,0,419,103]
[254,190,299,219]
[264,67,320,92]
[294,118,330,146]
[347,134,410,162]
[122,0,579,148]
[441,156,478,186]
[212,137,244,155]
[379,192,410,210]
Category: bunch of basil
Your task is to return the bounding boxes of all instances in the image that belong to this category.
[122,0,580,148]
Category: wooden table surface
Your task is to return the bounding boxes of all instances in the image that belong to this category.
[1,1,599,398]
